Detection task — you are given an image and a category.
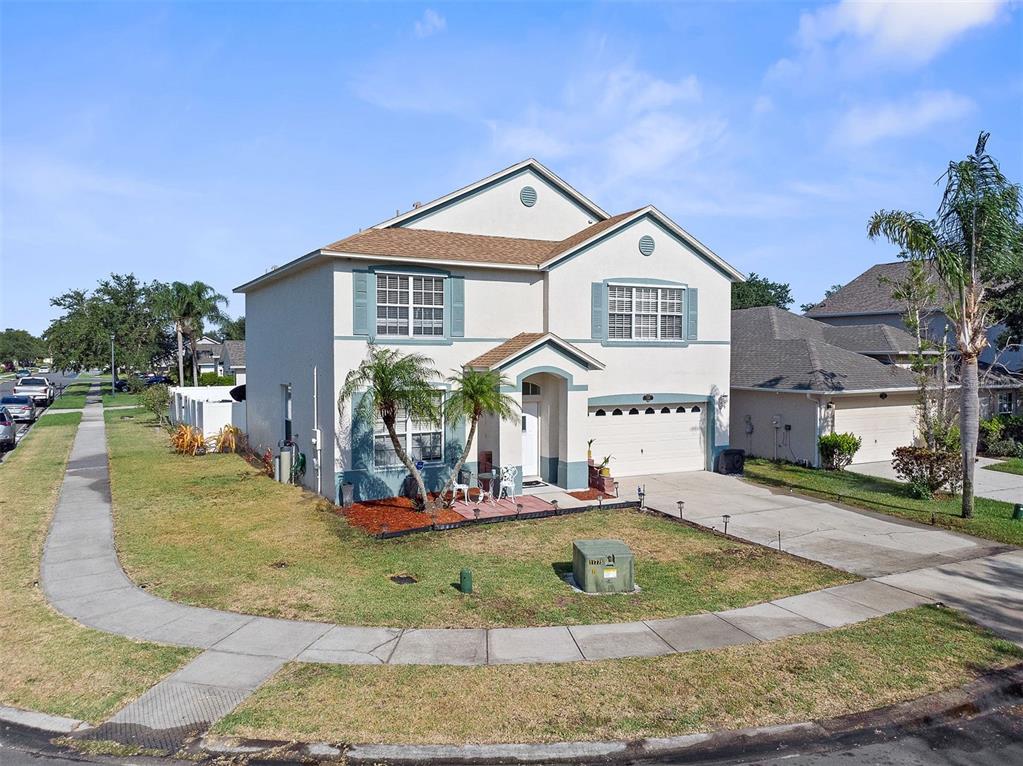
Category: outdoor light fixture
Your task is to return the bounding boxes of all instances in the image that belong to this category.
[676,500,685,517]
[642,393,654,402]
[551,499,559,513]
[722,514,731,535]
[473,507,481,520]
[880,392,888,399]
[516,503,523,518]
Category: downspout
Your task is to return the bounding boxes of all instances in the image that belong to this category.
[313,365,321,496]
[807,393,822,467]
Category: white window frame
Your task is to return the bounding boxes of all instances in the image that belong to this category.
[372,393,445,468]
[607,283,684,341]
[997,391,1013,415]
[375,272,445,338]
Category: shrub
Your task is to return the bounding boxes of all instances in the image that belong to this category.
[818,432,862,471]
[141,384,171,425]
[170,424,206,455]
[979,417,1004,450]
[199,372,236,386]
[998,414,1023,442]
[213,424,244,453]
[125,377,146,395]
[891,446,962,498]
[986,438,1021,458]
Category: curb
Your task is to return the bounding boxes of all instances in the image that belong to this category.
[190,663,1023,765]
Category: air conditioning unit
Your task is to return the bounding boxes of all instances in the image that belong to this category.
[716,448,746,475]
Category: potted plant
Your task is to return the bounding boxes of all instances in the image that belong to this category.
[587,438,596,463]
[598,455,614,477]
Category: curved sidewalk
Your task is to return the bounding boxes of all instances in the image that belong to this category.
[42,403,936,668]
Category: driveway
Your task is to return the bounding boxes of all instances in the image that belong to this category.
[850,457,1023,504]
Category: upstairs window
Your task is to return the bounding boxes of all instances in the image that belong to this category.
[607,285,683,340]
[376,274,445,337]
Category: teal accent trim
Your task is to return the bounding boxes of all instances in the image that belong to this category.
[375,338,455,347]
[334,336,506,343]
[496,342,596,375]
[687,287,699,340]
[449,275,465,337]
[350,391,373,472]
[352,270,370,336]
[540,456,558,484]
[601,339,689,348]
[591,282,605,339]
[501,365,589,392]
[395,166,606,228]
[588,393,709,407]
[558,460,589,490]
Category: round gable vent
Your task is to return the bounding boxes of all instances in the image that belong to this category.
[638,234,655,256]
[520,185,537,207]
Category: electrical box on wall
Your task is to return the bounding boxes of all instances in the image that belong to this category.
[771,414,782,427]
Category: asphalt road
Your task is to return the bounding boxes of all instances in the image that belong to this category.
[0,371,81,461]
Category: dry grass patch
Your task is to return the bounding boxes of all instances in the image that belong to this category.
[215,607,1023,745]
[108,415,854,628]
[0,417,195,723]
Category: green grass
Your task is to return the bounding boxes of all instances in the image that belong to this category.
[744,459,1023,546]
[984,458,1023,476]
[0,415,195,723]
[107,415,854,629]
[35,412,84,428]
[214,606,1022,745]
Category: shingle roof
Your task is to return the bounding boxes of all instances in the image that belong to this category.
[731,307,918,392]
[222,340,246,368]
[466,333,546,368]
[322,211,640,268]
[821,324,921,355]
[804,260,946,317]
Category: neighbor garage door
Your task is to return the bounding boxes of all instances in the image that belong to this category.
[832,396,918,464]
[586,403,706,475]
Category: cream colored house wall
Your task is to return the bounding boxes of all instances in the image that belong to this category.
[729,390,822,466]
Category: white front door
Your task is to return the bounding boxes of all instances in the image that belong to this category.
[521,401,540,476]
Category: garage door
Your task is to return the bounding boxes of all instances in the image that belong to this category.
[833,399,918,464]
[586,403,706,475]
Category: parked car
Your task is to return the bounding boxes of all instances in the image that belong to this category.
[38,366,50,374]
[0,407,16,451]
[16,369,31,378]
[145,375,173,387]
[114,379,131,392]
[13,376,54,406]
[0,395,37,422]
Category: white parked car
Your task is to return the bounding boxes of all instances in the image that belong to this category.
[13,377,54,407]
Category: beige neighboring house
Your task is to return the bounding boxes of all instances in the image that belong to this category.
[730,307,922,466]
[220,340,246,384]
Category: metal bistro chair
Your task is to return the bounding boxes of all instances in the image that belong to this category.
[497,465,518,502]
[451,468,472,504]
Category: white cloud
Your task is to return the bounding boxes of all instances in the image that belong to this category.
[834,90,974,146]
[413,9,446,39]
[771,0,1006,79]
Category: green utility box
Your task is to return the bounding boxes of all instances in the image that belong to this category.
[572,539,635,594]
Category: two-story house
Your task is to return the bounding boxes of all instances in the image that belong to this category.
[236,160,744,501]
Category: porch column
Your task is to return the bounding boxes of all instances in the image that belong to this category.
[496,391,523,494]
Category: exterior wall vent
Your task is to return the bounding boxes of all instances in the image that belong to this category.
[520,185,537,207]
[638,235,655,256]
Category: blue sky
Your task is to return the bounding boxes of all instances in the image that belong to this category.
[3,1,1021,335]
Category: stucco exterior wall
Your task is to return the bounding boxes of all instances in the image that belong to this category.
[729,390,822,466]
[402,168,599,241]
[245,261,336,497]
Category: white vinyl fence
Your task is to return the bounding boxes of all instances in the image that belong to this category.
[169,386,247,439]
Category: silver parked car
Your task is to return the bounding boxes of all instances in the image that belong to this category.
[0,395,36,422]
[0,407,15,451]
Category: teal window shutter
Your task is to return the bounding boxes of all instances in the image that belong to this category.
[686,287,699,339]
[591,282,606,339]
[353,271,370,335]
[449,275,465,337]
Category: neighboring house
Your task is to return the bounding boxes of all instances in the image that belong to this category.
[237,159,744,501]
[220,340,246,384]
[805,260,1023,372]
[730,307,921,466]
[192,335,224,376]
[976,362,1023,418]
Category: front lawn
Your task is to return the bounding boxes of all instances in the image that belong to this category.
[984,458,1023,476]
[214,606,1022,745]
[107,415,854,629]
[0,413,195,723]
[744,459,1023,546]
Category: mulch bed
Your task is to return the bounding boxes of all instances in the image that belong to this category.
[340,496,465,535]
[568,488,617,501]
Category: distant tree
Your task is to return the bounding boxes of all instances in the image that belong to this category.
[731,273,794,310]
[218,314,245,340]
[45,274,172,373]
[868,131,1022,518]
[800,284,844,314]
[0,328,46,368]
[988,260,1023,356]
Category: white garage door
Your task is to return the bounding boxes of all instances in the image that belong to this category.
[833,399,918,464]
[586,404,706,475]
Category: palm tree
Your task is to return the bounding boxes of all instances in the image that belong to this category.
[868,132,1023,518]
[438,368,519,506]
[338,346,441,511]
[156,281,229,385]
[155,282,193,385]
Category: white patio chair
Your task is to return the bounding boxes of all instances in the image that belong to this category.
[497,465,518,502]
[451,470,472,504]
[476,477,493,505]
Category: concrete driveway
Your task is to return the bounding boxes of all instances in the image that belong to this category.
[636,470,1010,578]
[850,457,1023,504]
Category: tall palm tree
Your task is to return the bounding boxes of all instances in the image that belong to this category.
[338,346,441,511]
[156,281,229,385]
[438,368,519,506]
[155,282,194,385]
[868,132,1023,518]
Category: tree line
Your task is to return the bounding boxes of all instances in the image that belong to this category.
[41,274,244,384]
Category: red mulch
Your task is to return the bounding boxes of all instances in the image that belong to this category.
[340,495,465,535]
[568,488,616,501]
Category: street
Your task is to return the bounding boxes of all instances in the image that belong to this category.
[0,371,81,460]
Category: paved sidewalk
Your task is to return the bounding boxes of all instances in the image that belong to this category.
[850,457,1023,504]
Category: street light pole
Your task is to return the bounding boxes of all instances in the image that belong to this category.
[110,333,116,399]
